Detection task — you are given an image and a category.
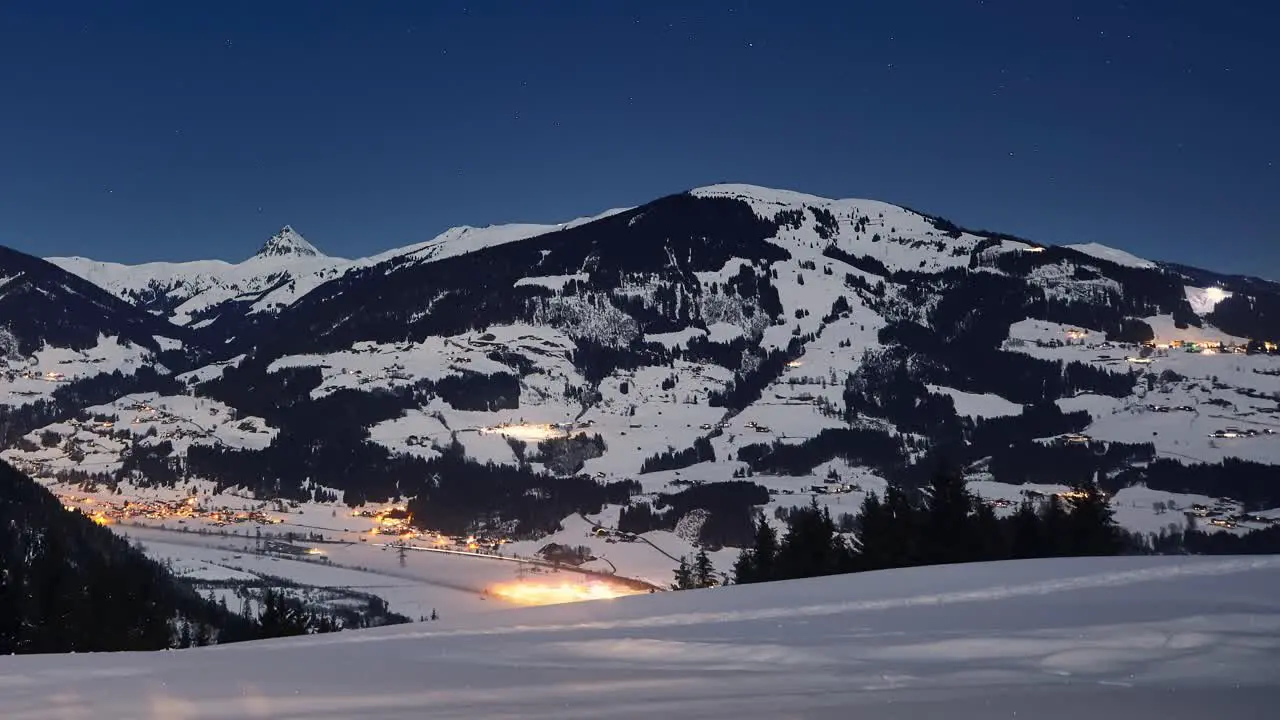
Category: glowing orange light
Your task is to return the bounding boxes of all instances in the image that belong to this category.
[486,579,643,606]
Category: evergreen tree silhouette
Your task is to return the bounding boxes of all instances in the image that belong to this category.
[922,466,976,564]
[1066,478,1122,556]
[733,517,778,584]
[693,547,715,588]
[672,556,694,590]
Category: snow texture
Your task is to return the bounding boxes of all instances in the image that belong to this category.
[1066,242,1157,269]
[0,556,1276,719]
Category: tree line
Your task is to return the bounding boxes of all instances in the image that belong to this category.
[727,469,1125,586]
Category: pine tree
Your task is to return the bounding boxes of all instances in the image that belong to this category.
[971,501,1007,560]
[922,467,977,565]
[733,517,778,584]
[732,548,755,584]
[774,501,853,579]
[1009,501,1045,559]
[1066,479,1121,556]
[852,491,892,571]
[1040,494,1070,557]
[882,483,920,568]
[193,621,212,647]
[672,556,694,590]
[693,547,715,588]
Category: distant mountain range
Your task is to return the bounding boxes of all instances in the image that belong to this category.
[4,183,1280,553]
[44,208,627,339]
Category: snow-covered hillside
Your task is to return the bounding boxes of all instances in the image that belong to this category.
[0,335,174,407]
[0,245,185,403]
[1066,241,1157,269]
[0,556,1276,719]
[7,182,1280,590]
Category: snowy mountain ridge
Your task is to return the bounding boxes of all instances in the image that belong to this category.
[46,225,347,329]
[46,207,632,334]
[44,185,1164,335]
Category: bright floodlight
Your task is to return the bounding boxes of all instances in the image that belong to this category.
[487,579,643,606]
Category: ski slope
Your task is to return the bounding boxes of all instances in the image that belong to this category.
[0,555,1277,719]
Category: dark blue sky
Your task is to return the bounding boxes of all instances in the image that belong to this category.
[1,1,1276,276]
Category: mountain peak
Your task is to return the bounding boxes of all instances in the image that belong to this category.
[251,226,324,260]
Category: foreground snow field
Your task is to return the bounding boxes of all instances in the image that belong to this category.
[2,556,1278,719]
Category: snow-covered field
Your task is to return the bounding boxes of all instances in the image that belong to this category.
[0,334,167,406]
[1004,317,1280,465]
[121,525,529,620]
[1,555,1277,719]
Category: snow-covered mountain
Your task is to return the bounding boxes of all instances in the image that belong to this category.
[47,210,631,340]
[6,183,1280,581]
[0,245,187,415]
[1,555,1277,718]
[0,245,185,355]
[47,226,350,333]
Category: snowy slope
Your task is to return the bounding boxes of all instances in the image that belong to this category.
[694,183,1034,274]
[0,556,1277,719]
[1066,241,1157,269]
[357,206,630,271]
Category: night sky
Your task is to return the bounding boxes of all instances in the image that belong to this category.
[1,1,1276,276]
